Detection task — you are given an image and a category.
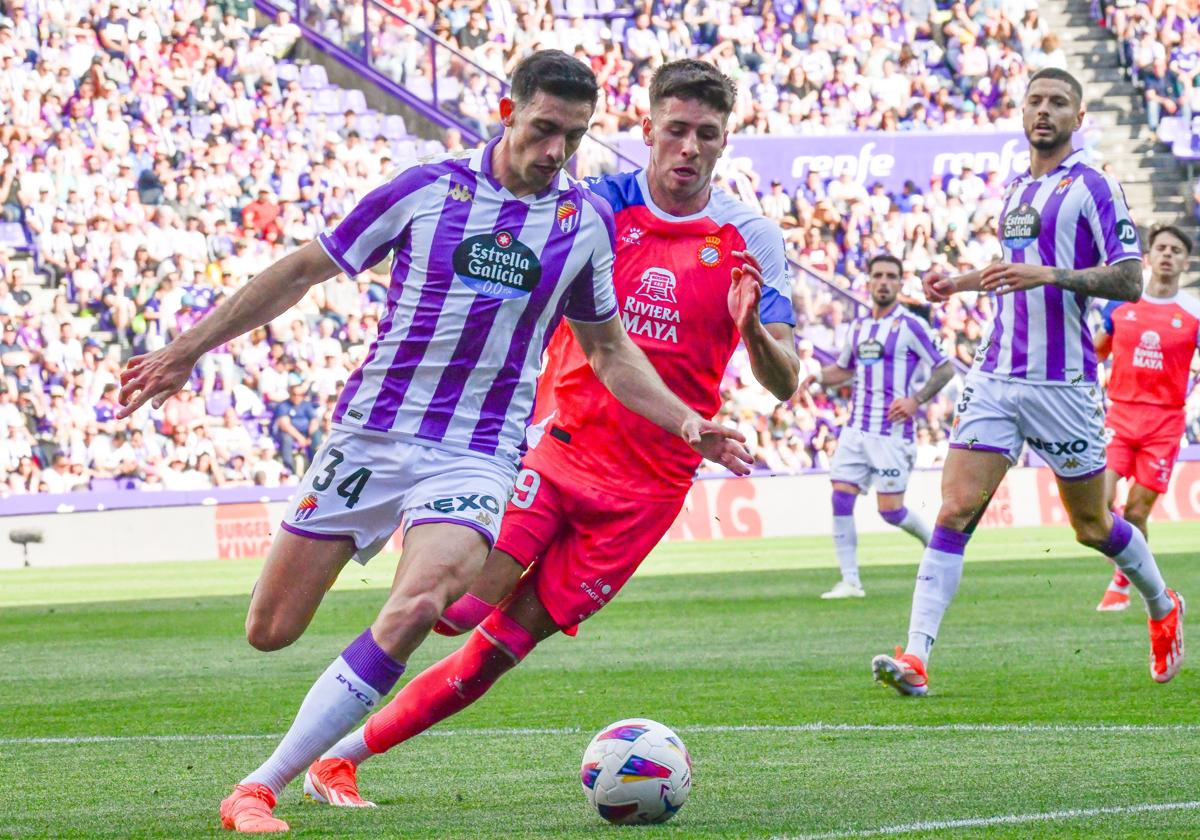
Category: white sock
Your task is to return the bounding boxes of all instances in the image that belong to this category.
[905,526,969,665]
[832,515,860,587]
[322,725,373,765]
[1104,515,1173,619]
[905,632,933,663]
[897,509,931,546]
[241,655,384,794]
[241,628,405,794]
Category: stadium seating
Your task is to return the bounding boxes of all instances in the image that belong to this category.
[2,0,1199,497]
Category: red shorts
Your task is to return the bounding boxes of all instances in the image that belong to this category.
[495,447,687,632]
[1105,402,1185,494]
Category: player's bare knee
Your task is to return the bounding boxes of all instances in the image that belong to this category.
[935,496,978,532]
[1071,516,1111,550]
[1124,502,1153,528]
[244,615,297,652]
[376,591,445,646]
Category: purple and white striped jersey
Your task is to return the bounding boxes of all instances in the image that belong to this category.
[837,305,949,441]
[317,136,618,464]
[977,149,1141,385]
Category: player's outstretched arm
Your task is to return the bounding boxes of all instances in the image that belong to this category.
[117,240,340,417]
[800,362,854,393]
[979,260,1142,301]
[925,268,985,302]
[729,250,800,401]
[569,316,754,475]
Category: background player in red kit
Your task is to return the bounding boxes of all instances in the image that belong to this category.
[298,60,800,807]
[1095,223,1200,611]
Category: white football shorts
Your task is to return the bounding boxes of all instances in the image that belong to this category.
[281,428,517,564]
[829,425,917,494]
[949,371,1106,480]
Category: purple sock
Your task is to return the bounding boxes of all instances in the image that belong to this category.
[928,525,970,555]
[880,507,907,526]
[341,628,406,696]
[832,489,857,516]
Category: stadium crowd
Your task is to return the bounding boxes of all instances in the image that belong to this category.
[0,0,1198,496]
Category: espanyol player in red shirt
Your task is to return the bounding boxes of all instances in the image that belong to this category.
[120,52,751,834]
[301,60,801,807]
[1095,223,1200,611]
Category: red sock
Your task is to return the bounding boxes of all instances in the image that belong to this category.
[363,611,536,754]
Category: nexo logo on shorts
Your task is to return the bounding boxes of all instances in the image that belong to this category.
[453,231,542,299]
[424,494,502,514]
[1025,437,1089,455]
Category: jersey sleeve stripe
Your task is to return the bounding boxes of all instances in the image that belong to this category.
[317,232,359,278]
[1081,169,1134,264]
[759,285,795,326]
[322,162,453,275]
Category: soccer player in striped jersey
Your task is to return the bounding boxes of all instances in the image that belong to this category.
[117,51,750,833]
[297,59,801,809]
[801,255,955,599]
[872,68,1185,697]
[1094,223,1200,611]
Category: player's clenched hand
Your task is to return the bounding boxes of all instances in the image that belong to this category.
[728,249,764,335]
[680,416,754,476]
[887,396,919,422]
[922,270,956,303]
[116,344,198,419]
[979,263,1052,295]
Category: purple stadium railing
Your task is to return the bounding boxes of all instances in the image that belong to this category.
[254,0,639,172]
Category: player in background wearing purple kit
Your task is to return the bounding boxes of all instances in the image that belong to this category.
[871,67,1185,696]
[801,255,955,599]
[117,51,750,833]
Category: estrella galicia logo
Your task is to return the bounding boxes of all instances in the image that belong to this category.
[1001,202,1040,250]
[1116,219,1138,246]
[856,338,884,365]
[453,232,542,299]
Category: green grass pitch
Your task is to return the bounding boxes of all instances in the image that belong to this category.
[2,523,1198,838]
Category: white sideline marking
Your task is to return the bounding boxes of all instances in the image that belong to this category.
[4,721,1200,747]
[779,800,1200,839]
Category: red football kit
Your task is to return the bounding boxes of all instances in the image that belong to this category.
[1102,292,1200,492]
[495,170,794,630]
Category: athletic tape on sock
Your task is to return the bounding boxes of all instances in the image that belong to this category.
[1100,514,1135,558]
[434,593,495,636]
[478,610,537,662]
[928,525,970,555]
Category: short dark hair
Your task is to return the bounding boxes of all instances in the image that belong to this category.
[867,254,903,276]
[649,59,737,117]
[1027,67,1083,106]
[509,49,598,106]
[1148,223,1193,254]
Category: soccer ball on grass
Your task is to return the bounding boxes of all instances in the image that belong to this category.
[580,718,692,825]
